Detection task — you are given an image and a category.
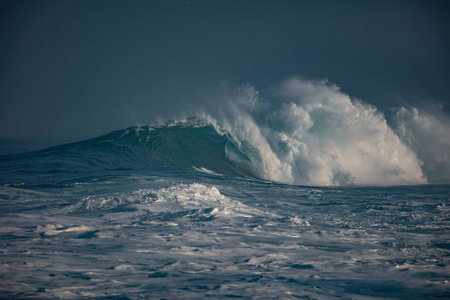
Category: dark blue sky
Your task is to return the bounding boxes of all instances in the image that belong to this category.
[1,0,449,141]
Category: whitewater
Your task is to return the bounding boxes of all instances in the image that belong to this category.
[0,79,449,298]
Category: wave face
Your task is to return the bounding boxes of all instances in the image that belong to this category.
[2,79,449,186]
[0,119,264,183]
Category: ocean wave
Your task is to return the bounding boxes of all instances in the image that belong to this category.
[1,79,449,186]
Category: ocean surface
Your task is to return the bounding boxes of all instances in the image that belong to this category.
[1,80,450,298]
[0,119,449,299]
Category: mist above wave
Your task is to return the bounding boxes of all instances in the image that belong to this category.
[201,78,449,186]
[387,105,450,183]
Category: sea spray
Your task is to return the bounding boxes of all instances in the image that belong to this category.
[204,78,429,185]
[388,105,450,183]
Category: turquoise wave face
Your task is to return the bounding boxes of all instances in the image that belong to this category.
[0,120,264,186]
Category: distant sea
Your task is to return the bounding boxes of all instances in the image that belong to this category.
[0,137,75,156]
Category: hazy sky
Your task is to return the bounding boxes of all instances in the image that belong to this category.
[1,0,449,141]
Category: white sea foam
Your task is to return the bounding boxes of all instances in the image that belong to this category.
[146,183,261,218]
[206,78,435,186]
[36,224,96,236]
[57,183,263,219]
[192,166,223,176]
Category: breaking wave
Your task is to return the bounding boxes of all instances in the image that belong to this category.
[2,78,449,186]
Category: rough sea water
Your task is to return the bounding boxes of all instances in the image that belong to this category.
[1,80,449,299]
